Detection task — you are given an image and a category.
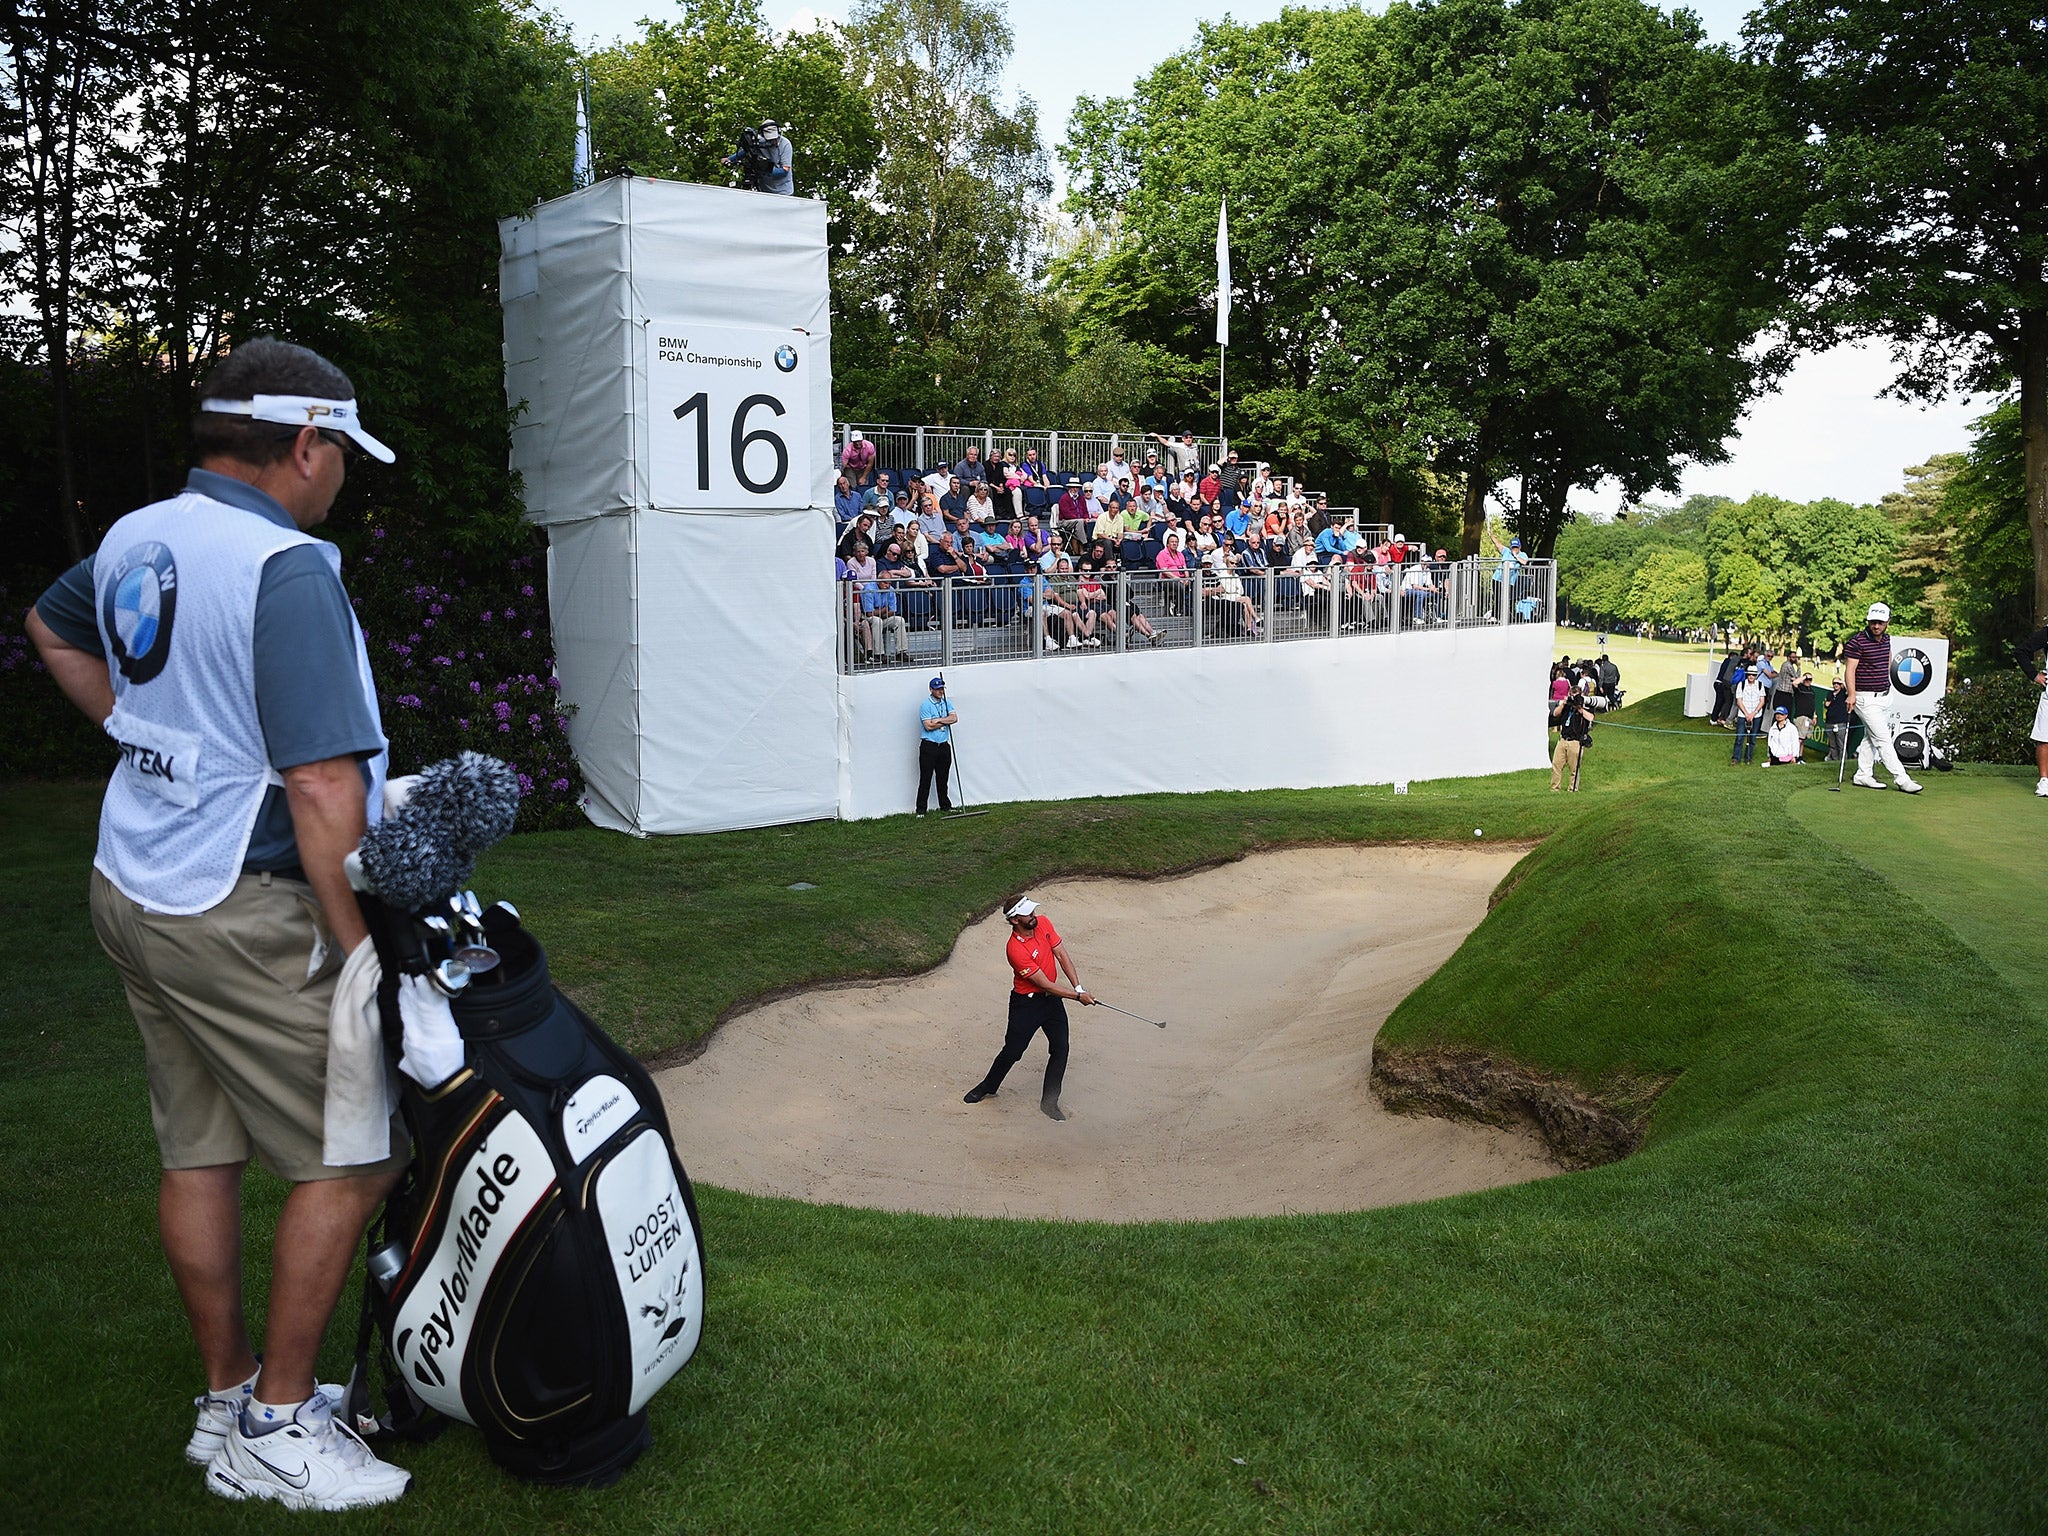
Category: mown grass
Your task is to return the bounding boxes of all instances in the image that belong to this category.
[3,692,2043,1533]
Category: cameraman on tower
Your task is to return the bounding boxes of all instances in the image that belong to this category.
[724,119,793,195]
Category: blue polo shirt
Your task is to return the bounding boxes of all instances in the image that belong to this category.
[920,696,952,744]
[35,467,382,874]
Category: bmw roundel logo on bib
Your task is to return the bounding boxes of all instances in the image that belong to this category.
[774,344,798,373]
[102,541,179,685]
[1892,648,1931,695]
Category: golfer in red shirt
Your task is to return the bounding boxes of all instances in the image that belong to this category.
[963,895,1098,1120]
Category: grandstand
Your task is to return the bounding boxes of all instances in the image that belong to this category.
[499,176,1554,835]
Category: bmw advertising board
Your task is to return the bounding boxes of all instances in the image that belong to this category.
[647,321,813,510]
[1885,634,1948,721]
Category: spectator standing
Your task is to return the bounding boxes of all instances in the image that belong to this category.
[1152,429,1199,477]
[2013,619,2048,796]
[1842,603,1922,792]
[916,676,956,816]
[1550,681,1594,790]
[840,429,876,486]
[1731,667,1767,764]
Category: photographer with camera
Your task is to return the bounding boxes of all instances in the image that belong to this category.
[1551,677,1596,792]
[724,118,793,195]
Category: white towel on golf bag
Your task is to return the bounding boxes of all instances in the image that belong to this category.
[324,937,397,1167]
[323,952,470,1164]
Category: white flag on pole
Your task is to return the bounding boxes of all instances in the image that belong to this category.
[573,76,593,190]
[1215,197,1231,347]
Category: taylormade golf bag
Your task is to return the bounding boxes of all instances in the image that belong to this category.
[342,757,704,1487]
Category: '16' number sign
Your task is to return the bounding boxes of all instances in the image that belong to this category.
[648,322,812,509]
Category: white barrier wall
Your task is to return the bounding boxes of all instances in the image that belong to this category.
[836,625,1555,820]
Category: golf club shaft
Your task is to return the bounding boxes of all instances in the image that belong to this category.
[1084,995,1166,1029]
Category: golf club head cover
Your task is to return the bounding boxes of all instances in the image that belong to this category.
[357,752,521,910]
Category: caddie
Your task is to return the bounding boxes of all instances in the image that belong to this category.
[24,338,415,1510]
[1841,602,1922,794]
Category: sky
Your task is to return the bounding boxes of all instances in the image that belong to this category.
[552,0,1990,515]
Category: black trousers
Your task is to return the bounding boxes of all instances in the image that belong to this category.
[917,739,953,813]
[974,991,1069,1106]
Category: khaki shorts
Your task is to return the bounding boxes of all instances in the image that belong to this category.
[90,868,407,1183]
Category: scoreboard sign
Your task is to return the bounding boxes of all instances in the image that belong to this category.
[647,322,813,509]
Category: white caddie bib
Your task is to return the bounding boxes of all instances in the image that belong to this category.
[91,491,386,915]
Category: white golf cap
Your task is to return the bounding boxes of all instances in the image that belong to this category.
[200,393,395,463]
[1867,602,1891,622]
[1005,897,1039,919]
[849,429,863,441]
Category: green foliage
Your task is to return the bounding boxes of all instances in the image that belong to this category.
[0,0,581,561]
[1881,453,1966,633]
[0,576,116,780]
[1944,400,2032,670]
[1933,671,2039,766]
[1060,0,1806,552]
[1747,0,2048,620]
[1701,492,1894,649]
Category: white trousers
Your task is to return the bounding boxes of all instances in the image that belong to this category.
[1853,691,1908,780]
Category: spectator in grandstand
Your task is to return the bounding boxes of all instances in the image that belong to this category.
[1019,446,1050,485]
[939,474,966,518]
[1495,534,1529,606]
[834,474,864,524]
[1313,520,1346,564]
[917,491,947,543]
[1042,559,1082,649]
[864,470,894,512]
[1073,569,1114,647]
[841,540,876,584]
[1155,531,1192,614]
[1292,544,1332,624]
[1055,479,1087,528]
[837,510,881,559]
[1121,491,1155,567]
[1087,462,1115,504]
[860,571,912,662]
[1236,529,1270,575]
[929,533,970,581]
[1764,706,1803,766]
[1010,515,1051,561]
[1400,559,1439,622]
[1204,544,1262,636]
[1284,510,1313,560]
[887,490,917,533]
[1199,464,1221,503]
[1223,497,1254,539]
[954,444,985,482]
[964,480,997,526]
[1191,514,1219,558]
[1092,497,1122,547]
[840,429,876,486]
[1105,446,1133,487]
[1167,472,1196,521]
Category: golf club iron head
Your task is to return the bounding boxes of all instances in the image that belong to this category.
[452,943,501,973]
[432,957,471,994]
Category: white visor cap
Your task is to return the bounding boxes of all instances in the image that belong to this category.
[1866,602,1891,622]
[1005,897,1039,919]
[200,394,396,463]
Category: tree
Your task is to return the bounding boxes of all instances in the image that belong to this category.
[1061,0,1806,553]
[1748,0,2048,621]
[1942,401,2030,669]
[1627,548,1710,632]
[1881,453,1965,634]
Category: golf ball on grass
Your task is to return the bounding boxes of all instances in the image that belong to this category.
[1474,828,1483,838]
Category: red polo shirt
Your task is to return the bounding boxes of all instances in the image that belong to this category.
[1006,917,1062,995]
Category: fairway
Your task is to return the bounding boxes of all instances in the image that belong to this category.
[7,692,2046,1532]
[1790,767,2048,1004]
[1554,622,1718,701]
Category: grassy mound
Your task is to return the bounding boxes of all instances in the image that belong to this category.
[4,690,2044,1531]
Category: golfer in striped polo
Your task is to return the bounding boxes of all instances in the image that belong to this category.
[1841,602,1922,794]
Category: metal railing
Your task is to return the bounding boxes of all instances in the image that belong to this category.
[838,559,1555,673]
[836,423,1229,479]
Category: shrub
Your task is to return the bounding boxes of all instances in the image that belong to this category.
[0,574,120,779]
[1,515,585,833]
[1933,669,2038,765]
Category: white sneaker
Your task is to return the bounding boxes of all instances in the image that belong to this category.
[1895,777,1923,794]
[2035,778,2048,798]
[186,1379,343,1467]
[1852,772,1883,790]
[206,1392,410,1511]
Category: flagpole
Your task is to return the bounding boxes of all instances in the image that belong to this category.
[1215,195,1230,457]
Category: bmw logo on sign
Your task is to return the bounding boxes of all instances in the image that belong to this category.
[101,541,179,685]
[1892,647,1932,695]
[774,344,798,373]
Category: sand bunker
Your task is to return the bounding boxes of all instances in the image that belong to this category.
[656,845,1554,1222]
